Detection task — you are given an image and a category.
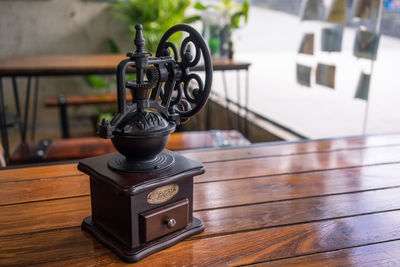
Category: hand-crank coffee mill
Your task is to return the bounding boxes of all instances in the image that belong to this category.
[78,24,212,262]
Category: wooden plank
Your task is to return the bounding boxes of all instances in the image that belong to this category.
[2,210,400,266]
[2,186,400,240]
[2,163,400,207]
[0,54,126,75]
[4,134,400,183]
[0,163,80,183]
[44,93,131,106]
[4,141,400,185]
[0,228,108,266]
[194,163,400,210]
[8,131,249,168]
[0,196,90,237]
[198,144,400,183]
[0,54,248,76]
[195,187,400,237]
[0,175,89,206]
[183,134,400,162]
[10,133,220,164]
[252,240,400,266]
[3,136,400,184]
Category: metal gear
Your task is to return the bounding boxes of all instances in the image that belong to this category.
[146,67,160,85]
[125,67,160,90]
[125,81,153,90]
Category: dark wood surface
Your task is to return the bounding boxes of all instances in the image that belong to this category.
[1,134,400,266]
[44,93,132,106]
[0,54,251,76]
[10,130,250,164]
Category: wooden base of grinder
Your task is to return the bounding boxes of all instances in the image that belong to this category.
[78,150,205,263]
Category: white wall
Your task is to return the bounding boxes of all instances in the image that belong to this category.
[212,7,400,139]
[0,0,130,131]
[0,0,130,57]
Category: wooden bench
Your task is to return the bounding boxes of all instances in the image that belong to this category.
[9,130,250,165]
[45,93,131,138]
[44,93,129,107]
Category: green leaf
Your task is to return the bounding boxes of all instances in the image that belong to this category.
[194,2,207,10]
[97,113,114,125]
[125,73,136,81]
[222,0,231,6]
[85,75,110,89]
[108,38,120,54]
[242,0,249,22]
[230,11,244,29]
[183,15,201,24]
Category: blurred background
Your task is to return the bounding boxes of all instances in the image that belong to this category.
[0,0,399,166]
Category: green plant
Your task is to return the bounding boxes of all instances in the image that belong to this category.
[84,72,118,127]
[85,0,199,130]
[111,0,200,52]
[193,0,249,58]
[84,39,136,126]
[194,0,249,30]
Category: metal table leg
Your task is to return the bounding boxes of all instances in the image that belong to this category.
[21,76,31,143]
[31,77,39,141]
[236,69,242,133]
[59,95,70,138]
[12,77,24,140]
[222,70,233,129]
[0,78,10,163]
[206,94,212,130]
[244,69,250,137]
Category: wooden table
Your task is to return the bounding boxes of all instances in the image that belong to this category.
[0,54,251,76]
[4,134,400,266]
[10,130,251,165]
[0,54,251,162]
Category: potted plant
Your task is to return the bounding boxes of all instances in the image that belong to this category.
[195,0,249,59]
[85,0,199,132]
[110,0,201,52]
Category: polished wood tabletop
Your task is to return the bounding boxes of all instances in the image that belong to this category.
[0,54,251,76]
[1,134,400,266]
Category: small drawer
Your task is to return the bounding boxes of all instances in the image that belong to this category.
[140,198,189,243]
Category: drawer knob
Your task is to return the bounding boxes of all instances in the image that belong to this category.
[166,218,176,229]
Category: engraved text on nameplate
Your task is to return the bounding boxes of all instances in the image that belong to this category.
[147,184,179,204]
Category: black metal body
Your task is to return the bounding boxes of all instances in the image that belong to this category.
[78,24,213,262]
[98,24,212,173]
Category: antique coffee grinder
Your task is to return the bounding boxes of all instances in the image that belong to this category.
[78,24,212,262]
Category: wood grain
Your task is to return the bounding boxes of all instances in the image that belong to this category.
[0,196,90,237]
[0,228,107,266]
[0,163,79,183]
[2,211,400,266]
[253,240,400,266]
[194,163,400,210]
[4,134,400,183]
[2,135,400,266]
[183,133,400,162]
[0,54,249,76]
[2,160,400,207]
[3,162,400,207]
[0,54,126,75]
[0,175,89,205]
[2,186,400,240]
[105,210,400,267]
[10,131,250,165]
[195,187,400,237]
[199,144,400,183]
[44,93,131,106]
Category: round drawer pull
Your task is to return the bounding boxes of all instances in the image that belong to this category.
[166,218,176,229]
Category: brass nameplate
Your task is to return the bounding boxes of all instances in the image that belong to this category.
[147,184,179,204]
